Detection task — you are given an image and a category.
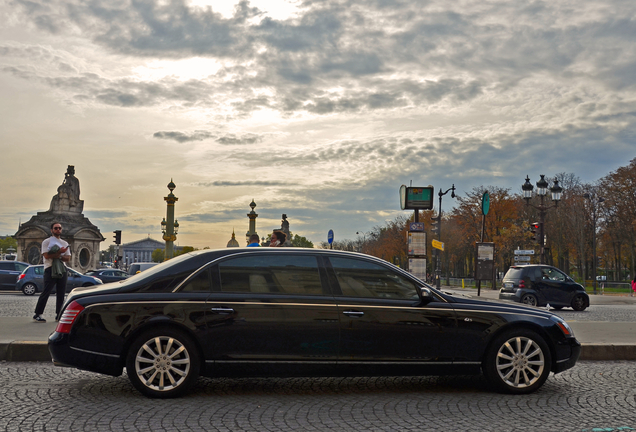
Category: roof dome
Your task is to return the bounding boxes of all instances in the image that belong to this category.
[227,230,240,247]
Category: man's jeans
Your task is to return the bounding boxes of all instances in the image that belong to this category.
[34,267,67,317]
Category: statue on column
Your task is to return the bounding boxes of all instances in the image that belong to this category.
[48,165,84,214]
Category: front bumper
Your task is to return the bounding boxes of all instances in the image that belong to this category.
[554,337,582,373]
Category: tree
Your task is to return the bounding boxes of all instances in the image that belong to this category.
[291,235,314,248]
[151,248,164,262]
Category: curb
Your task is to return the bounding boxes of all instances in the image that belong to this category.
[2,342,636,362]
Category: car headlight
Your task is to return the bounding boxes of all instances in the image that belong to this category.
[551,315,574,337]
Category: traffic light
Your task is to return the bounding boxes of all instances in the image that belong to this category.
[113,230,122,245]
[529,222,540,244]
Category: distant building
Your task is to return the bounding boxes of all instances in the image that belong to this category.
[227,230,240,247]
[121,237,182,264]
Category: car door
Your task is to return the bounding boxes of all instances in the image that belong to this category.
[203,253,340,372]
[538,267,571,305]
[326,256,458,367]
[0,262,17,289]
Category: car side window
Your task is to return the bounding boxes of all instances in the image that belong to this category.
[0,263,11,270]
[34,267,44,275]
[542,268,566,281]
[218,255,323,295]
[180,268,211,292]
[328,257,418,300]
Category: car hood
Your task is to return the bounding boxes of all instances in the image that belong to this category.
[440,291,556,319]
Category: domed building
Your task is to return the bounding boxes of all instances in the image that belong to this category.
[227,230,240,247]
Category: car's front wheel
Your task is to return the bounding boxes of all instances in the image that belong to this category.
[483,329,552,394]
[520,294,538,307]
[22,283,37,296]
[571,294,588,311]
[126,328,200,398]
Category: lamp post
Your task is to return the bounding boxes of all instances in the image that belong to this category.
[583,193,604,294]
[435,184,456,289]
[161,179,179,260]
[522,175,562,265]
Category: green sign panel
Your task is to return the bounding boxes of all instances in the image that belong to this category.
[482,192,490,215]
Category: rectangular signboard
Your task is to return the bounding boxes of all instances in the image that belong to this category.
[407,232,427,256]
[514,250,535,255]
[406,187,434,210]
[408,258,427,280]
[514,256,531,261]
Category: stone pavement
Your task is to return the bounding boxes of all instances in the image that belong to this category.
[1,287,635,362]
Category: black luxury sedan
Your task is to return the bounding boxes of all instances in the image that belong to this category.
[499,265,590,311]
[49,248,581,398]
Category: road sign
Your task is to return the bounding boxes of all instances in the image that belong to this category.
[409,222,424,232]
[432,239,444,251]
[327,229,334,244]
[514,256,531,261]
[514,250,535,255]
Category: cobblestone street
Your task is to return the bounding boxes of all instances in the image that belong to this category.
[0,361,635,431]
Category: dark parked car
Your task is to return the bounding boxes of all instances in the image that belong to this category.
[49,249,581,398]
[16,265,103,296]
[85,269,129,284]
[0,260,29,290]
[499,265,589,311]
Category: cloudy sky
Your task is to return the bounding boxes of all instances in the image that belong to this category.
[1,0,634,249]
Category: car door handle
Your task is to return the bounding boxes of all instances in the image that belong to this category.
[343,310,364,317]
[210,307,235,314]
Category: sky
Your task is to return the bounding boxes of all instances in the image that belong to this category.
[1,0,635,250]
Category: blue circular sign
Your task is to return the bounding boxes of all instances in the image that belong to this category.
[327,229,334,244]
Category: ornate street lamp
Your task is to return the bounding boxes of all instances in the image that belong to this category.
[522,175,562,264]
[162,179,178,260]
[435,184,456,289]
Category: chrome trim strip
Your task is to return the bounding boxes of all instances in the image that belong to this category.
[70,346,120,359]
[81,301,552,321]
[207,360,456,365]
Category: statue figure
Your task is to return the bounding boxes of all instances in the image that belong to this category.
[49,165,84,214]
[280,214,291,245]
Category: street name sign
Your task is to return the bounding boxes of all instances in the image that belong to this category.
[514,250,535,255]
[515,256,531,261]
[432,239,444,251]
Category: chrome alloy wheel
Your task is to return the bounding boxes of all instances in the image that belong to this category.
[134,336,191,392]
[495,336,545,389]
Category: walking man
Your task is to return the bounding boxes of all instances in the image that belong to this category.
[33,222,71,322]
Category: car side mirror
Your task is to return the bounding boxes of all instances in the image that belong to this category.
[420,287,435,304]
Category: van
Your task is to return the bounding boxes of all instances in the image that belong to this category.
[128,262,158,275]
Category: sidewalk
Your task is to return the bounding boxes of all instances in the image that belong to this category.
[1,287,635,362]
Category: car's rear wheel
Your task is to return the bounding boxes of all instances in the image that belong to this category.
[22,283,37,296]
[126,328,200,398]
[483,329,552,394]
[521,294,538,307]
[571,294,588,311]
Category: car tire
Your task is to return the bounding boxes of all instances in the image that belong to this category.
[22,283,37,296]
[520,294,538,307]
[126,328,200,398]
[571,294,588,311]
[483,328,552,394]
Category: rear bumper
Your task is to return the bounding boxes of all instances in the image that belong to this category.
[48,332,123,377]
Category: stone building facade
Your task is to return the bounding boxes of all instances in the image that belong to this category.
[120,237,167,264]
[15,166,104,272]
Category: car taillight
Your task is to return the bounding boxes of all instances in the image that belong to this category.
[18,274,25,281]
[55,301,85,334]
[519,280,525,289]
